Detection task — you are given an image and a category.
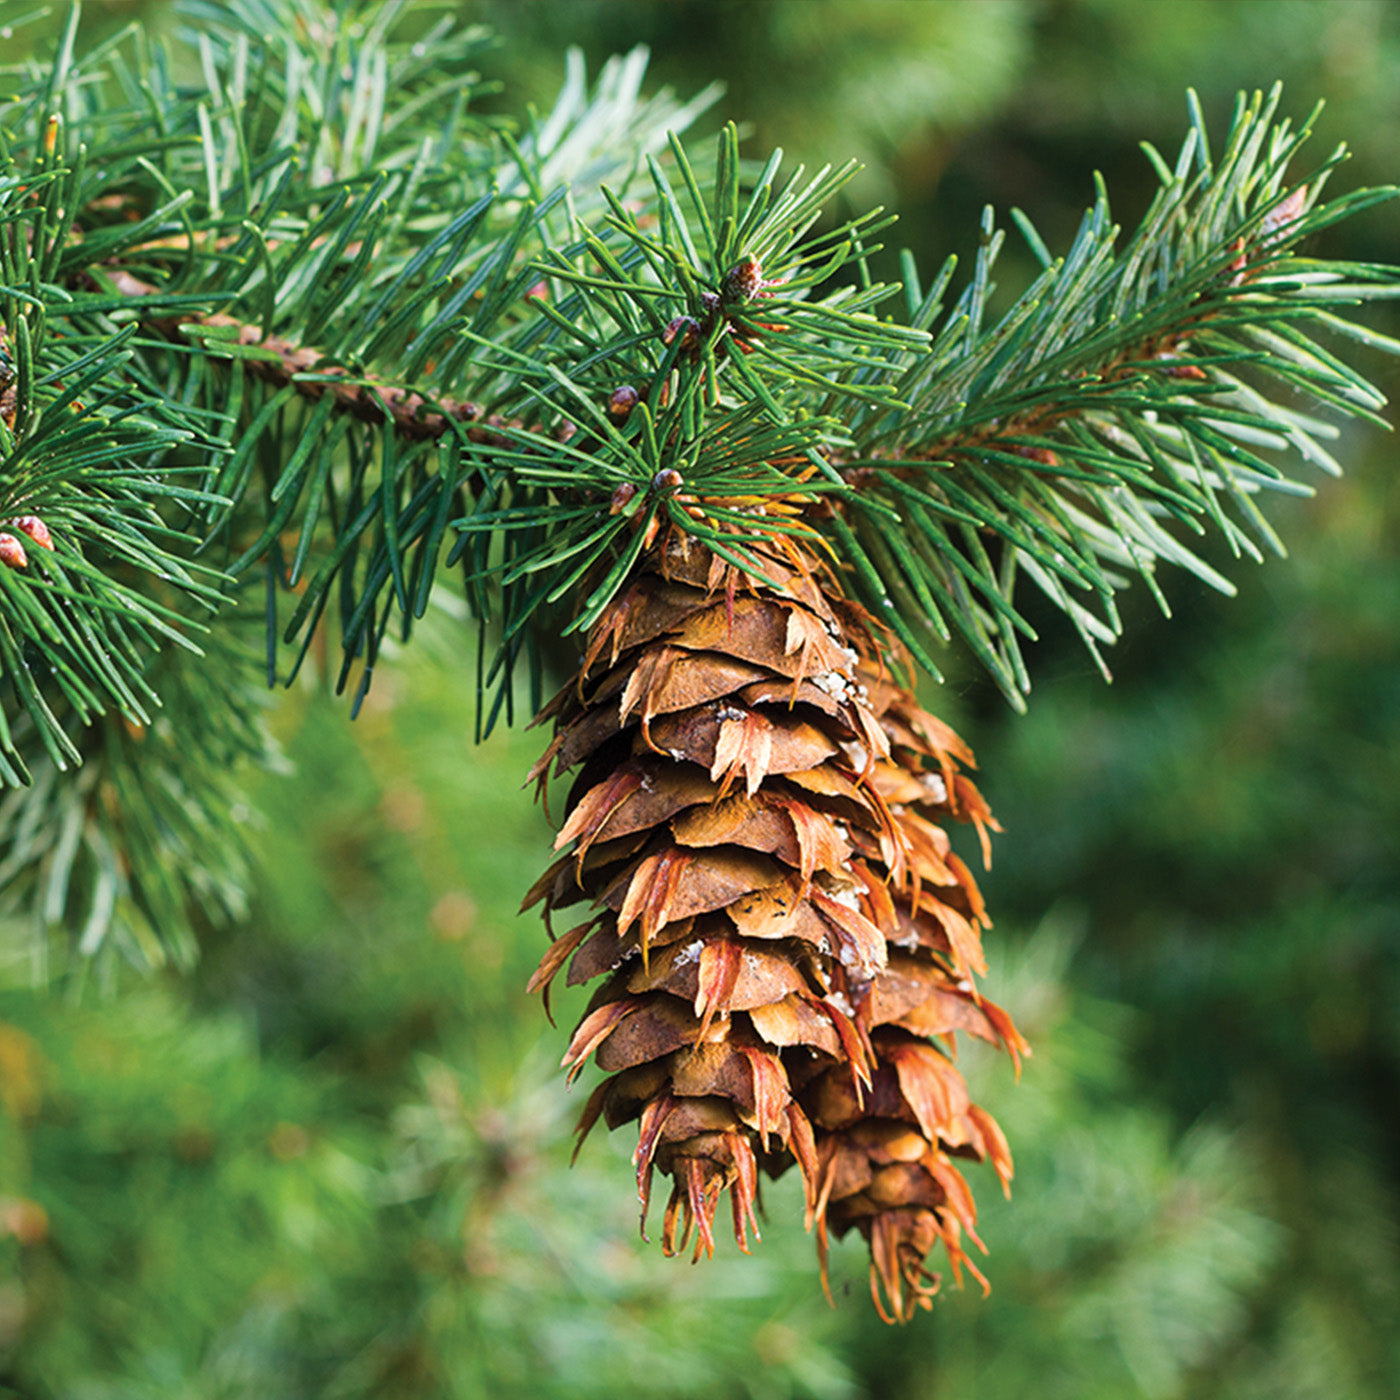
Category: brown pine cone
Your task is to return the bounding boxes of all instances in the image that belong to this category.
[525,509,1025,1318]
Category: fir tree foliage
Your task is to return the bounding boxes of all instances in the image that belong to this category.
[0,1,1395,951]
[0,626,280,981]
[0,0,718,964]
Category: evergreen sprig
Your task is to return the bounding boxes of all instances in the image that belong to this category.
[833,86,1399,700]
[1,2,719,759]
[0,124,225,780]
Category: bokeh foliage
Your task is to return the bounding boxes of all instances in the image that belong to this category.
[2,2,1398,1397]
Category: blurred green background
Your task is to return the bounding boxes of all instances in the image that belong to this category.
[2,2,1398,1396]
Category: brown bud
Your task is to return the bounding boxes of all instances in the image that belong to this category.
[723,256,764,304]
[9,516,51,550]
[610,482,638,514]
[661,316,701,354]
[698,291,721,322]
[651,468,684,494]
[1261,185,1308,245]
[0,533,28,569]
[1154,351,1208,382]
[608,385,640,421]
[731,319,786,354]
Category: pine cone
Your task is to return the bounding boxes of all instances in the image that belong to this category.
[525,508,1025,1312]
[798,664,1026,1321]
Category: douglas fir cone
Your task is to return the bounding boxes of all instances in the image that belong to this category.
[526,498,1025,1320]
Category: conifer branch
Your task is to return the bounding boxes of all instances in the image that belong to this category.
[0,3,719,774]
[88,264,503,443]
[457,97,1398,714]
[0,1,1395,1329]
[832,87,1399,699]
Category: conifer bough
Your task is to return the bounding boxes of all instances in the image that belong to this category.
[0,2,1396,1317]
